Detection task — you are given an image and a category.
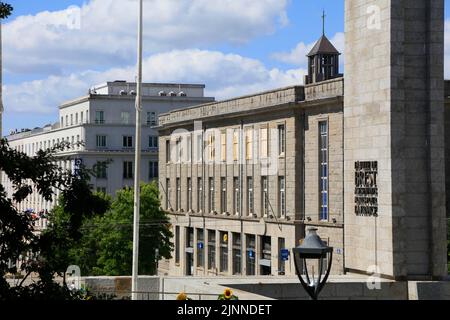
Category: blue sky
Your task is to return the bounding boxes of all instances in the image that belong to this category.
[0,0,445,135]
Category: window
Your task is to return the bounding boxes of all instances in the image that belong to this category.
[70,114,73,126]
[80,112,84,124]
[278,124,286,155]
[208,134,215,162]
[197,229,204,268]
[233,129,239,161]
[75,113,78,124]
[65,115,68,127]
[61,117,64,126]
[261,176,269,217]
[196,134,203,162]
[209,178,215,213]
[319,121,328,221]
[221,131,226,162]
[176,178,181,211]
[123,161,133,179]
[165,178,171,209]
[166,140,171,163]
[233,177,240,215]
[121,112,130,124]
[95,111,104,124]
[247,177,254,216]
[246,234,256,276]
[186,134,192,163]
[260,126,268,159]
[96,135,107,148]
[187,178,192,212]
[245,127,253,160]
[123,136,133,148]
[279,176,286,218]
[175,138,181,163]
[207,230,216,270]
[149,161,158,180]
[149,136,158,149]
[197,178,203,212]
[175,226,180,264]
[220,231,228,273]
[95,161,107,179]
[278,238,286,275]
[147,112,157,126]
[221,178,227,214]
[229,234,241,276]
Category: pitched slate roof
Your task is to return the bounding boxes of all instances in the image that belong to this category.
[307,35,340,57]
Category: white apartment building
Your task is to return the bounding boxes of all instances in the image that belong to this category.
[3,81,214,215]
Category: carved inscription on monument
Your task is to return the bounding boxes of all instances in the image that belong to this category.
[355,161,378,216]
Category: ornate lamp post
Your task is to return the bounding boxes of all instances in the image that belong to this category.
[292,227,333,300]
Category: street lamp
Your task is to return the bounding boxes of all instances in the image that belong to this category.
[292,227,333,300]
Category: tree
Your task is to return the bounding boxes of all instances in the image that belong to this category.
[0,2,13,143]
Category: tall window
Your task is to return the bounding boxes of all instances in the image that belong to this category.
[196,134,203,163]
[149,161,158,180]
[208,134,215,162]
[95,111,104,124]
[247,177,254,216]
[260,126,268,159]
[121,112,130,124]
[220,232,228,273]
[96,135,107,148]
[175,138,181,163]
[207,230,216,270]
[166,140,171,163]
[65,115,68,127]
[233,177,240,215]
[319,121,329,221]
[186,134,192,163]
[278,176,286,218]
[149,136,158,149]
[147,112,157,126]
[278,238,286,275]
[221,131,226,162]
[75,113,78,124]
[246,234,256,276]
[197,229,204,268]
[232,233,241,275]
[187,178,192,212]
[176,178,181,211]
[80,112,84,123]
[165,178,170,209]
[175,226,180,264]
[261,176,269,217]
[260,236,272,275]
[70,114,73,126]
[95,161,107,179]
[278,124,285,155]
[197,178,203,212]
[123,136,133,148]
[233,129,239,161]
[221,178,227,214]
[209,178,215,213]
[245,127,253,161]
[123,161,133,179]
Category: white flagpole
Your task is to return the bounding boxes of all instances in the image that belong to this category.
[132,0,143,301]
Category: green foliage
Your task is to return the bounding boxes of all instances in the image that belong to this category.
[0,2,13,19]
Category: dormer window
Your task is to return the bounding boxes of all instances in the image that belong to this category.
[168,91,177,97]
[158,91,167,96]
[178,91,187,97]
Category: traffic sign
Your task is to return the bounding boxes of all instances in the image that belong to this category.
[197,242,204,249]
[280,249,289,261]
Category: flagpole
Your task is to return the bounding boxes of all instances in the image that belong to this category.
[132,0,143,301]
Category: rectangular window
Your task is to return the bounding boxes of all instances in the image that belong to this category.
[197,178,203,212]
[278,124,286,155]
[148,136,158,149]
[96,135,107,148]
[149,161,158,180]
[207,230,216,270]
[166,140,171,163]
[233,129,239,161]
[95,111,104,124]
[245,127,253,160]
[75,113,78,124]
[165,178,170,210]
[197,229,204,268]
[147,112,157,126]
[187,178,192,212]
[261,176,269,217]
[175,226,180,264]
[220,231,228,273]
[221,131,226,162]
[232,233,241,275]
[233,177,240,215]
[175,138,181,163]
[221,178,227,214]
[123,136,133,148]
[260,236,272,275]
[123,161,133,179]
[196,134,203,162]
[80,112,83,123]
[246,234,256,276]
[176,178,181,211]
[278,238,286,275]
[208,134,215,162]
[247,177,254,216]
[121,112,130,124]
[70,114,73,126]
[319,121,328,221]
[95,161,107,179]
[279,176,286,218]
[209,178,215,213]
[186,134,192,163]
[260,126,268,159]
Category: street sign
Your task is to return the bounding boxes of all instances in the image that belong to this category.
[197,242,204,249]
[280,249,289,261]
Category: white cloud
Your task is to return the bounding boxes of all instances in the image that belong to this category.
[271,32,345,66]
[3,0,289,76]
[4,49,306,114]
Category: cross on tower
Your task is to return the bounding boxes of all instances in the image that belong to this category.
[322,10,326,36]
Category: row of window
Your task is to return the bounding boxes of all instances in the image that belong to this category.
[61,111,158,127]
[175,227,286,276]
[165,124,286,163]
[165,176,286,218]
[93,160,158,180]
[95,135,158,149]
[61,110,89,127]
[14,135,81,155]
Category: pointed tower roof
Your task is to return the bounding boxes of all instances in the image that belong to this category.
[307,35,340,57]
